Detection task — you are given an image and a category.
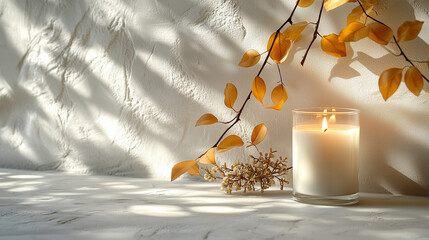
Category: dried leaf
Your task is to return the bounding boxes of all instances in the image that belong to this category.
[298,0,314,8]
[339,22,369,42]
[252,76,266,104]
[171,160,198,181]
[199,148,216,164]
[324,0,355,12]
[427,61,429,69]
[321,34,347,57]
[247,123,267,147]
[224,83,238,109]
[404,66,423,96]
[397,20,424,42]
[217,135,244,153]
[379,68,403,101]
[195,113,218,126]
[347,5,375,25]
[238,49,261,67]
[265,84,288,110]
[283,21,310,42]
[368,22,393,45]
[188,163,200,176]
[267,32,292,64]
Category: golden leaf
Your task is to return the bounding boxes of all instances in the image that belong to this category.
[347,5,375,25]
[267,32,292,64]
[195,113,218,126]
[171,160,198,181]
[298,0,314,8]
[252,76,266,104]
[321,34,347,57]
[224,83,238,109]
[397,20,424,42]
[217,135,244,153]
[324,0,355,12]
[379,68,403,101]
[238,49,261,67]
[199,148,216,164]
[265,84,288,111]
[368,22,393,45]
[247,123,267,147]
[283,21,310,42]
[339,22,369,42]
[188,163,200,176]
[404,66,423,96]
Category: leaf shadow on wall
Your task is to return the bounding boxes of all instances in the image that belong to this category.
[0,0,151,177]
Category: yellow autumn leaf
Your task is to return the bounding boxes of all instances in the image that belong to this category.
[283,21,310,42]
[347,4,375,25]
[338,22,369,42]
[368,22,393,45]
[324,0,355,12]
[397,20,424,42]
[265,84,288,111]
[252,76,266,104]
[171,160,198,181]
[267,32,292,64]
[224,83,238,109]
[199,148,216,164]
[298,0,314,8]
[404,66,423,96]
[247,123,267,147]
[217,135,244,153]
[238,49,261,67]
[188,163,200,176]
[321,34,347,57]
[195,113,218,126]
[379,68,403,101]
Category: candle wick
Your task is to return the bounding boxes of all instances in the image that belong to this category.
[324,129,327,132]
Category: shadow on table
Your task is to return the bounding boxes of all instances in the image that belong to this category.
[353,195,429,207]
[232,190,293,198]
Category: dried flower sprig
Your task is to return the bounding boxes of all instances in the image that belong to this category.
[203,148,291,194]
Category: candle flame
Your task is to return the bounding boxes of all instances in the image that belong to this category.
[322,117,328,132]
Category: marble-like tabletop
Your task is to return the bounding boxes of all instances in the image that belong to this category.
[0,168,428,240]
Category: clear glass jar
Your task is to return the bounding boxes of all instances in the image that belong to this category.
[292,107,360,205]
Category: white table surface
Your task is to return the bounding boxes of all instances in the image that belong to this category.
[1,168,428,240]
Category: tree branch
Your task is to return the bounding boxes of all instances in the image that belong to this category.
[357,0,429,83]
[198,0,302,159]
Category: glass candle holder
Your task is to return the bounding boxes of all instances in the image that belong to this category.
[292,107,359,205]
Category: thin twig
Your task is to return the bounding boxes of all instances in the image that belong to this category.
[206,0,302,151]
[195,1,303,162]
[301,0,325,66]
[276,64,284,85]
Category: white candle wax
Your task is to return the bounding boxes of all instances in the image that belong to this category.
[293,124,359,196]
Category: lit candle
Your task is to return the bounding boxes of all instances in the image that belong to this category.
[292,108,359,205]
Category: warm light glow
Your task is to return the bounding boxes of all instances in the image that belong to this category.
[329,109,336,122]
[322,117,328,132]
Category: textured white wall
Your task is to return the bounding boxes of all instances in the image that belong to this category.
[0,0,428,195]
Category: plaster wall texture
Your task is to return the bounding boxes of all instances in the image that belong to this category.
[0,0,428,195]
